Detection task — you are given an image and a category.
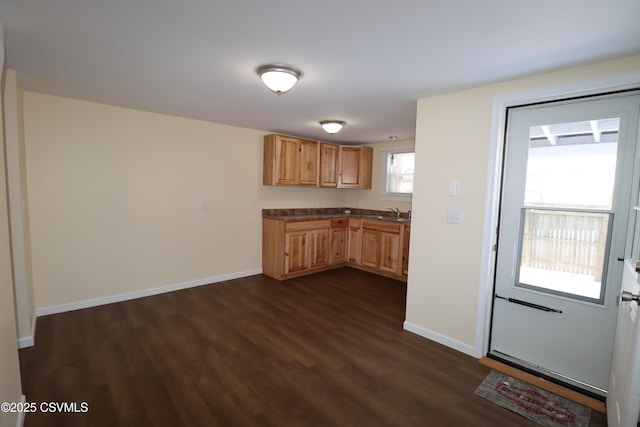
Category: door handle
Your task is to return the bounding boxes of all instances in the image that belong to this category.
[495,295,562,313]
[620,290,640,303]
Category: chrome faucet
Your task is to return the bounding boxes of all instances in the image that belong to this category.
[387,207,401,218]
[408,210,412,219]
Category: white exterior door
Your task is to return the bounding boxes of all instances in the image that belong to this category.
[607,260,640,427]
[490,92,640,396]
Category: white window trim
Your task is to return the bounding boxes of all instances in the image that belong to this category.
[380,146,414,202]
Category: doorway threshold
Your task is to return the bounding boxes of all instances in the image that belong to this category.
[479,356,606,414]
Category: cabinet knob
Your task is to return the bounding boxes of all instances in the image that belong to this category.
[285,252,289,256]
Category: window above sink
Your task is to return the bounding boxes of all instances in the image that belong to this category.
[380,146,414,202]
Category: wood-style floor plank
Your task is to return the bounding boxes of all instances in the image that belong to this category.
[19,268,607,426]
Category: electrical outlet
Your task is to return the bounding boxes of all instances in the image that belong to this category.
[447,209,462,224]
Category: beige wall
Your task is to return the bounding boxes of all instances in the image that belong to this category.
[406,54,640,352]
[0,23,25,427]
[22,53,640,360]
[23,92,352,310]
[345,138,414,213]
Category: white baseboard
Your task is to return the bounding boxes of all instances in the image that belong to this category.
[36,269,263,317]
[16,394,26,427]
[17,315,37,348]
[17,337,33,348]
[403,321,478,358]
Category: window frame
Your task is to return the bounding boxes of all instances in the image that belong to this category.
[379,146,415,202]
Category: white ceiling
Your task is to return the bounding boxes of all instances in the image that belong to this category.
[1,0,639,144]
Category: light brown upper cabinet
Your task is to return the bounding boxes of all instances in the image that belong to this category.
[337,146,373,189]
[263,134,319,186]
[264,134,372,189]
[319,142,339,187]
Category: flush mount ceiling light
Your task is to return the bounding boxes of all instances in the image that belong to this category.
[319,120,346,134]
[257,64,302,95]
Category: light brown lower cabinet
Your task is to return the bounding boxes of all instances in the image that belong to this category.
[285,222,329,274]
[347,219,361,264]
[308,229,330,270]
[285,230,309,273]
[263,217,408,281]
[263,219,330,280]
[284,228,330,273]
[360,220,402,275]
[402,226,410,277]
[329,218,348,264]
[361,229,379,269]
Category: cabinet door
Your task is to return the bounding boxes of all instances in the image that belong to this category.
[330,228,347,264]
[338,146,361,188]
[320,143,339,187]
[309,229,329,269]
[402,226,410,276]
[379,232,400,274]
[275,136,302,185]
[337,146,373,189]
[361,229,379,268]
[348,226,361,264]
[358,146,373,189]
[299,139,319,186]
[285,231,308,274]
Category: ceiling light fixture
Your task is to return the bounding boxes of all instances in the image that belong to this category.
[319,120,346,134]
[257,64,302,95]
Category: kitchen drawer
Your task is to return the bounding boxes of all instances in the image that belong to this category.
[362,220,402,234]
[285,220,330,232]
[330,218,348,228]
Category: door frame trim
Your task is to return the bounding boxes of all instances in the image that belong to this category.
[475,70,640,359]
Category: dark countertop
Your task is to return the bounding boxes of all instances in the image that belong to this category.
[262,207,411,226]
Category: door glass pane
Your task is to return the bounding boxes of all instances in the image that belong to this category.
[525,118,619,210]
[518,209,611,301]
[516,118,620,303]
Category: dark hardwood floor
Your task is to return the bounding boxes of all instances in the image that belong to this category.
[19,268,607,426]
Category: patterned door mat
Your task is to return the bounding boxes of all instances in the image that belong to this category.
[475,370,591,427]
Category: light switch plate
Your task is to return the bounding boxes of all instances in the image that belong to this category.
[448,181,459,196]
